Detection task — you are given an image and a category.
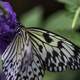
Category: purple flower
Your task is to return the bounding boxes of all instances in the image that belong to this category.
[0,1,18,54]
[0,1,18,80]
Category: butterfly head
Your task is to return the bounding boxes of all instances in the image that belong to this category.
[0,1,17,34]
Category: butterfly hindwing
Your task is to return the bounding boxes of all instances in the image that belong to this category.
[27,28,80,72]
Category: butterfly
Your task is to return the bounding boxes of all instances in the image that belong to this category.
[1,25,80,80]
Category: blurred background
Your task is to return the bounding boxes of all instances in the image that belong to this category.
[11,0,80,80]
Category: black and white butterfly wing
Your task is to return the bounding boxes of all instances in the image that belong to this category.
[27,28,80,72]
[1,28,45,80]
[1,27,80,80]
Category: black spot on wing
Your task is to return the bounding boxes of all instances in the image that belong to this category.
[16,73,21,80]
[39,45,43,53]
[43,33,52,43]
[23,76,28,80]
[73,46,80,57]
[57,41,63,48]
[29,71,32,75]
[52,50,59,57]
[34,68,37,72]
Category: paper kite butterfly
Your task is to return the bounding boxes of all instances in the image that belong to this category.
[1,25,80,80]
[0,0,80,80]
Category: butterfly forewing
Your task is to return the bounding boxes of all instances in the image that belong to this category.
[27,28,80,72]
[1,27,80,80]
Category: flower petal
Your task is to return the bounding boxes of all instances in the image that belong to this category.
[0,1,18,54]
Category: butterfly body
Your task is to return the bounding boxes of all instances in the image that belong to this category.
[1,26,80,80]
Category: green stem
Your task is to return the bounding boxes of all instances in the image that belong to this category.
[72,7,80,29]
